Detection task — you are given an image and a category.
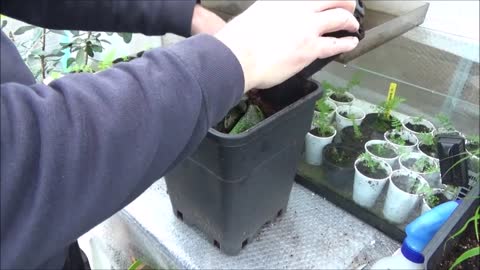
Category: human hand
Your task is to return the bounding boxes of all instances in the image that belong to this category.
[191,4,226,35]
[215,1,360,92]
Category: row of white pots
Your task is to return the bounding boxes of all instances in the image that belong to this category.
[352,154,431,224]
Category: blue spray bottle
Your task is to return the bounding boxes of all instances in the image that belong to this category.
[371,200,460,269]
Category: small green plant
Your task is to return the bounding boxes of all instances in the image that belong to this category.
[419,133,436,146]
[322,72,361,97]
[313,114,334,137]
[331,147,347,163]
[467,135,480,146]
[359,152,380,173]
[315,98,334,114]
[435,113,456,132]
[372,144,387,157]
[349,115,362,139]
[376,96,406,121]
[412,156,439,173]
[446,206,479,270]
[392,118,403,131]
[418,185,440,207]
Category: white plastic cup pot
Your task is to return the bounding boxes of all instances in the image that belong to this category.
[365,140,399,169]
[353,157,393,208]
[401,117,436,139]
[335,105,366,132]
[327,91,355,106]
[399,152,441,188]
[384,129,419,153]
[305,127,337,166]
[383,169,429,224]
[312,99,337,127]
[417,143,439,163]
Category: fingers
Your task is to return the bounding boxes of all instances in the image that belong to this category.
[312,0,356,14]
[315,36,359,59]
[314,8,359,36]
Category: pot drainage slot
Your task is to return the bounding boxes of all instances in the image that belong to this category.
[277,209,283,217]
[213,240,220,249]
[176,210,183,221]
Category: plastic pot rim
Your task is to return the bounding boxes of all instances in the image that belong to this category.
[365,139,399,162]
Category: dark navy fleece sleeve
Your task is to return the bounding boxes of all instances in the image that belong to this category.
[1,0,197,37]
[0,34,244,269]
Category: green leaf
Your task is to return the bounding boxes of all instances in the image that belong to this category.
[76,48,85,66]
[91,45,103,52]
[1,20,7,29]
[70,30,80,36]
[47,49,65,57]
[13,25,36,35]
[117,32,133,43]
[448,247,479,270]
[86,45,94,57]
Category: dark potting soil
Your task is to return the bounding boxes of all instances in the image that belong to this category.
[361,113,398,133]
[367,144,397,159]
[405,122,432,133]
[437,224,480,270]
[310,128,334,138]
[330,93,353,103]
[357,162,389,179]
[420,144,439,159]
[341,126,370,147]
[389,133,414,146]
[324,146,358,167]
[392,175,421,194]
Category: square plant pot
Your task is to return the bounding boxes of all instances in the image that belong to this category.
[165,79,322,255]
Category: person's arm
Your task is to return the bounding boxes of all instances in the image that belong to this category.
[0,34,244,269]
[0,0,197,37]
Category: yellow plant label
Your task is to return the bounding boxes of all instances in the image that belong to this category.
[385,82,397,117]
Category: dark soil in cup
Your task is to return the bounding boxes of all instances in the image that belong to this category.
[392,175,421,194]
[419,144,439,159]
[361,113,399,134]
[388,133,414,146]
[357,162,389,179]
[330,93,353,103]
[437,224,480,270]
[405,122,432,133]
[339,111,360,119]
[367,143,397,159]
[340,126,371,149]
[324,145,359,167]
[310,127,334,138]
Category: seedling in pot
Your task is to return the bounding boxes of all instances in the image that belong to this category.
[404,115,435,134]
[315,97,335,114]
[419,133,439,159]
[418,185,444,208]
[323,73,361,103]
[351,115,362,140]
[357,152,391,180]
[435,113,457,133]
[371,96,406,131]
[312,113,335,137]
[369,143,397,159]
[412,156,440,174]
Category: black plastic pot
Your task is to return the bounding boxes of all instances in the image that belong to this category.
[423,184,479,269]
[321,143,361,189]
[339,126,371,150]
[164,79,322,255]
[361,113,398,140]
